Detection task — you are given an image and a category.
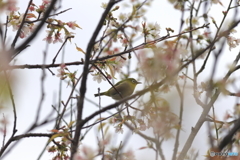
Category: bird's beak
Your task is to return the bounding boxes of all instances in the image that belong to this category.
[137,81,142,84]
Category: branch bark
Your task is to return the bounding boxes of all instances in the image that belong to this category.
[70,0,122,159]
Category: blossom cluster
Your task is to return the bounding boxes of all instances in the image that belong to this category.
[138,40,187,82]
[6,0,81,42]
[91,2,161,83]
[227,35,240,51]
[141,22,161,41]
[0,0,18,12]
[43,19,81,44]
[56,63,77,85]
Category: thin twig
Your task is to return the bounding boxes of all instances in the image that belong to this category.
[25,8,72,24]
[52,36,74,64]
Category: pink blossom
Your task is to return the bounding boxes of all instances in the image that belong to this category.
[66,21,78,30]
[91,73,106,83]
[56,63,67,79]
[42,0,50,5]
[112,55,127,72]
[123,150,136,160]
[29,5,35,12]
[227,36,240,51]
[53,32,63,44]
[43,30,54,43]
[120,38,128,46]
[6,0,19,12]
[223,111,232,121]
[139,123,147,131]
[43,35,53,43]
[38,4,46,12]
[19,31,25,38]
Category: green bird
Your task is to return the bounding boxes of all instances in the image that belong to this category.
[94,78,141,100]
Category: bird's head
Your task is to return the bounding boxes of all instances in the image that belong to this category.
[125,78,141,87]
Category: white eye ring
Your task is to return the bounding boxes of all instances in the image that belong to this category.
[132,80,136,83]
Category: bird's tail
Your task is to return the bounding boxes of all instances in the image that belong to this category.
[94,92,105,97]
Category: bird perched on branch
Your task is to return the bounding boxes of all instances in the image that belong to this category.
[94,78,141,100]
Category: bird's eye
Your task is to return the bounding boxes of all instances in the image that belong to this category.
[132,80,136,83]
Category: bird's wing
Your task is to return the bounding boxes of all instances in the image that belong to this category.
[114,80,124,87]
[111,82,132,97]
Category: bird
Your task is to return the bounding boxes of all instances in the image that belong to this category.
[94,78,141,100]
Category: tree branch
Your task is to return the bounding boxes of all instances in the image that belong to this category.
[70,0,122,158]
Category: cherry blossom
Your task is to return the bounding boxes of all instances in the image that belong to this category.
[91,72,106,83]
